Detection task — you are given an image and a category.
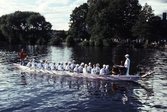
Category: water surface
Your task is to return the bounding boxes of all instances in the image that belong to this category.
[0,44,167,112]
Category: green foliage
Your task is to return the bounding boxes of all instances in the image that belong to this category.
[49,37,60,45]
[66,35,74,46]
[81,41,89,46]
[68,3,89,42]
[85,0,141,46]
[131,3,155,40]
[103,39,111,47]
[0,11,52,44]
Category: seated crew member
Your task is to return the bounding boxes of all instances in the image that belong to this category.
[26,59,32,67]
[38,60,44,70]
[44,61,51,70]
[100,64,106,75]
[95,63,100,75]
[87,62,92,73]
[105,65,109,74]
[31,59,37,69]
[65,62,72,71]
[50,62,57,70]
[73,64,80,73]
[91,64,96,74]
[58,62,64,71]
[83,64,88,74]
[78,62,84,73]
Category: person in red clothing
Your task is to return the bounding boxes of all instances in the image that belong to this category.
[19,48,26,65]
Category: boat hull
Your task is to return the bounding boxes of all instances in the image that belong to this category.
[13,63,141,81]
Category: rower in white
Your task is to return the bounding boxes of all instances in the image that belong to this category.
[100,64,106,75]
[58,62,64,71]
[105,65,109,74]
[95,63,100,74]
[83,64,88,74]
[78,62,84,73]
[38,60,44,70]
[26,59,32,68]
[31,59,37,69]
[87,62,92,73]
[73,64,79,73]
[91,64,96,74]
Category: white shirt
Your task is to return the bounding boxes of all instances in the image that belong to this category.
[100,68,106,75]
[124,58,130,75]
[26,62,32,67]
[91,68,96,74]
[96,67,100,74]
[83,67,88,74]
[87,66,92,73]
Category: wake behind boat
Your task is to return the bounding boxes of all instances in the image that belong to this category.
[13,63,152,82]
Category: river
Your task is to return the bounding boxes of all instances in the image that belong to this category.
[0,44,167,112]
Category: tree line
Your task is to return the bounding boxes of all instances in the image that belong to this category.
[0,1,167,48]
[67,0,167,47]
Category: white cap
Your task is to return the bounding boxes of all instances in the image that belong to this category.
[81,62,84,65]
[125,54,129,57]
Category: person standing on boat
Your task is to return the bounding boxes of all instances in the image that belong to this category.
[124,54,130,75]
[19,48,26,66]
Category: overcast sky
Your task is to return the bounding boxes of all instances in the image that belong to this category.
[0,0,167,30]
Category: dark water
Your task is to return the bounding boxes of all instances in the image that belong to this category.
[0,44,167,112]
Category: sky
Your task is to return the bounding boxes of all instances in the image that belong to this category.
[0,0,167,30]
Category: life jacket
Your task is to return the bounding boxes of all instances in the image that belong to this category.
[20,51,25,59]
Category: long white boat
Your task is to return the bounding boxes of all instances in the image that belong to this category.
[13,63,153,82]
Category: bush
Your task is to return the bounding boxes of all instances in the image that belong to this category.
[66,35,74,46]
[103,39,111,46]
[82,41,89,46]
[49,37,60,45]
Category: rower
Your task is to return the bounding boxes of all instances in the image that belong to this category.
[50,62,57,70]
[83,64,88,74]
[65,62,72,71]
[73,64,79,73]
[105,65,109,74]
[31,59,37,69]
[26,59,32,68]
[71,60,76,70]
[95,63,100,74]
[87,62,92,73]
[91,64,96,74]
[58,62,64,71]
[100,64,106,75]
[78,62,84,73]
[38,60,44,70]
[44,61,51,70]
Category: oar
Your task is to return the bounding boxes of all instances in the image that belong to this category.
[141,70,154,78]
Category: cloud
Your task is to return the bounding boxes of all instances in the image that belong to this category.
[139,0,167,16]
[0,0,87,30]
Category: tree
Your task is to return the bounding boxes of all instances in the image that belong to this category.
[132,3,155,41]
[86,0,141,46]
[0,11,52,44]
[68,3,89,43]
